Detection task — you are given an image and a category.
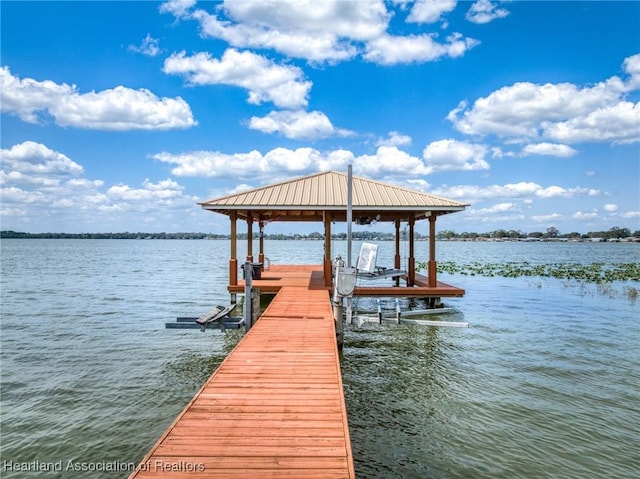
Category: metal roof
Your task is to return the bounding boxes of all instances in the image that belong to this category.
[199,170,468,222]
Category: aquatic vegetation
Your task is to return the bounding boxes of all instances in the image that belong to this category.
[624,286,639,302]
[418,261,640,283]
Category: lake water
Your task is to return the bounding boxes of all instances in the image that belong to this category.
[1,239,638,478]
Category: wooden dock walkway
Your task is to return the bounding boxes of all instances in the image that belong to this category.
[129,283,355,478]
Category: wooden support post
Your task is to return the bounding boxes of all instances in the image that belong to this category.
[394,220,401,269]
[428,214,437,287]
[229,213,238,301]
[258,220,264,264]
[252,288,261,325]
[394,220,401,287]
[247,211,253,262]
[408,216,415,286]
[333,301,344,351]
[324,212,332,287]
[244,261,252,331]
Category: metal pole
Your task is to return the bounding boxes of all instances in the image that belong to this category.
[346,164,353,268]
[346,165,353,325]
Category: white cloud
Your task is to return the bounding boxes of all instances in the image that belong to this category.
[422,139,490,173]
[464,203,525,223]
[129,34,162,57]
[363,32,478,65]
[354,146,428,176]
[163,49,311,109]
[319,149,359,172]
[248,110,352,140]
[220,0,388,40]
[448,54,640,145]
[107,179,184,201]
[264,147,319,171]
[159,0,196,18]
[538,185,600,199]
[573,210,599,220]
[154,145,433,179]
[164,0,477,66]
[448,81,622,137]
[187,0,387,64]
[623,53,640,89]
[407,0,457,24]
[153,147,354,178]
[192,10,357,64]
[376,131,413,147]
[0,141,83,178]
[1,186,46,204]
[0,141,198,231]
[531,213,563,223]
[0,66,196,131]
[521,142,577,158]
[466,0,510,24]
[51,87,197,131]
[603,204,619,212]
[406,178,432,191]
[153,149,262,178]
[155,141,496,181]
[476,214,526,224]
[433,181,601,203]
[542,101,640,144]
[621,210,640,219]
[0,67,73,123]
[469,202,519,215]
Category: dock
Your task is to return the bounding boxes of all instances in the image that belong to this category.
[129,271,355,478]
[131,170,471,477]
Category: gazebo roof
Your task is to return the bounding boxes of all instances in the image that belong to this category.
[199,170,468,222]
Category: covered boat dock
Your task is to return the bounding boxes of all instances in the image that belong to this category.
[199,170,468,300]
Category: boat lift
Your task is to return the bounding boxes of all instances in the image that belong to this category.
[346,242,469,328]
[352,298,468,327]
[165,304,241,331]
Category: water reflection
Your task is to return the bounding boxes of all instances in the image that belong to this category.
[162,330,244,391]
[342,323,462,478]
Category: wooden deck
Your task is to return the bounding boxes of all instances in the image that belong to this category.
[230,265,329,294]
[229,264,465,298]
[129,283,355,479]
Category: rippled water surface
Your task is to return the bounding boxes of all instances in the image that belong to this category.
[1,239,638,478]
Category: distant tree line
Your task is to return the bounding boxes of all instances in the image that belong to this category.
[0,230,399,240]
[2,226,638,241]
[436,226,639,241]
[0,231,227,240]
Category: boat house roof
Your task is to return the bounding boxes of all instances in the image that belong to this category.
[199,170,468,223]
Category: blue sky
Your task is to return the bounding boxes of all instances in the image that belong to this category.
[1,0,639,235]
